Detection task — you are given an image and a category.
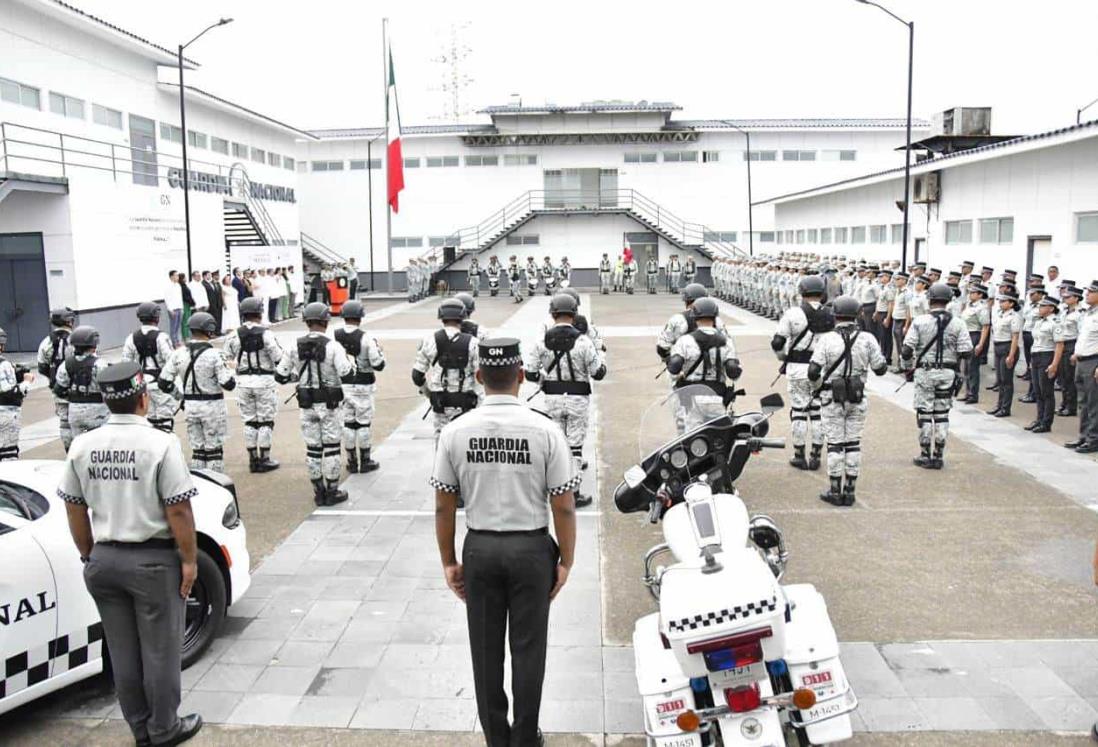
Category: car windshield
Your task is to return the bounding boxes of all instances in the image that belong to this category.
[0,482,50,521]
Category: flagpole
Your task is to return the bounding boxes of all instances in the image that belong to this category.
[383,18,394,295]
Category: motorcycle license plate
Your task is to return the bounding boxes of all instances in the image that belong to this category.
[710,662,765,687]
[656,735,702,747]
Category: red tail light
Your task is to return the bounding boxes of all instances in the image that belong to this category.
[725,683,762,713]
[686,626,771,671]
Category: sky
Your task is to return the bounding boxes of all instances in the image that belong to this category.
[73,0,1098,135]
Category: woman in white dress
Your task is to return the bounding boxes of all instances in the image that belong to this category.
[221,274,241,332]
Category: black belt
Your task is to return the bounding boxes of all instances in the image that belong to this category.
[541,380,592,396]
[239,369,275,376]
[185,392,224,401]
[67,393,104,404]
[98,538,176,550]
[919,362,960,371]
[467,527,547,536]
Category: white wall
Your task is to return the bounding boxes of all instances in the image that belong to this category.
[0,190,74,307]
[772,135,1098,282]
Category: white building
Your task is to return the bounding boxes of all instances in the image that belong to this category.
[760,119,1098,283]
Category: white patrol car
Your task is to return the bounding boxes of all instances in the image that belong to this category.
[0,460,250,716]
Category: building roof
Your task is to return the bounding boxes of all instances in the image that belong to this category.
[479,101,680,115]
[31,0,199,67]
[308,124,497,139]
[160,84,319,140]
[755,117,1098,206]
[679,118,931,130]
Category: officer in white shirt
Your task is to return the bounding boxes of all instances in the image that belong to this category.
[164,271,184,347]
[432,338,578,747]
[1066,282,1098,453]
[186,272,209,312]
[59,361,203,747]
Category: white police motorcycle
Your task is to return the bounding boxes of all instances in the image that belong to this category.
[614,385,857,746]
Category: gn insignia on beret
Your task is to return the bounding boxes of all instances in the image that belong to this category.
[479,337,522,367]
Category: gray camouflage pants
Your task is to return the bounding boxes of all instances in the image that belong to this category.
[147,385,177,433]
[342,386,375,451]
[433,407,465,441]
[185,399,228,472]
[820,396,868,477]
[301,404,342,481]
[913,368,956,448]
[788,378,823,447]
[69,402,109,439]
[55,398,72,451]
[0,407,19,461]
[544,394,590,477]
[237,383,278,449]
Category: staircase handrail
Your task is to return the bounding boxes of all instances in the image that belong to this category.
[300,231,348,265]
[227,164,283,247]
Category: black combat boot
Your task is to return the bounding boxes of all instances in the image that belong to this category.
[808,444,822,471]
[789,445,809,470]
[258,448,280,472]
[326,479,349,506]
[841,475,857,506]
[913,443,934,468]
[345,449,360,474]
[931,443,945,469]
[819,476,843,506]
[248,448,262,474]
[360,448,380,473]
[311,478,328,507]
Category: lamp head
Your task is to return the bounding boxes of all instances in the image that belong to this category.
[219,17,234,25]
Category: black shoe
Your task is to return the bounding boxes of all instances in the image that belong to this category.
[994,410,1011,418]
[248,449,262,474]
[840,476,856,507]
[1018,395,1036,404]
[326,483,349,506]
[1024,421,1039,431]
[574,491,593,508]
[819,476,843,506]
[1031,424,1052,433]
[360,450,380,472]
[311,479,328,507]
[1076,442,1098,454]
[789,446,809,470]
[986,408,1002,416]
[808,446,822,471]
[913,445,934,468]
[963,396,978,404]
[152,714,203,747]
[1058,409,1077,417]
[345,449,360,474]
[258,454,280,472]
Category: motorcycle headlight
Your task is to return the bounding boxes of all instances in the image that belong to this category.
[751,418,770,438]
[222,499,241,529]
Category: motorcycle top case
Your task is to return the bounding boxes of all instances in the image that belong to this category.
[658,545,786,679]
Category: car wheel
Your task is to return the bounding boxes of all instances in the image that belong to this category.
[181,550,227,669]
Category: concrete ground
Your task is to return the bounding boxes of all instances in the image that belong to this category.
[3,291,1097,744]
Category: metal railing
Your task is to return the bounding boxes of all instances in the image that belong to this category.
[227,164,284,246]
[300,231,348,266]
[420,188,745,265]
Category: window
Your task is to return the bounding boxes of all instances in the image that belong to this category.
[807,229,818,243]
[759,232,775,242]
[232,142,247,158]
[782,150,816,161]
[265,152,278,167]
[426,156,459,167]
[784,230,794,243]
[250,147,266,164]
[312,160,344,171]
[210,136,229,155]
[465,154,499,166]
[703,150,720,163]
[404,157,420,168]
[0,77,41,109]
[390,236,423,248]
[428,235,461,247]
[795,230,806,244]
[160,123,183,143]
[703,231,738,242]
[945,220,973,244]
[187,131,207,149]
[869,224,887,243]
[890,223,903,243]
[504,153,538,166]
[820,228,832,244]
[822,149,857,162]
[49,92,84,119]
[349,159,380,170]
[283,156,295,170]
[663,150,698,163]
[835,227,848,244]
[745,150,777,162]
[624,152,658,163]
[505,235,540,246]
[851,226,866,244]
[92,104,122,129]
[1077,212,1098,243]
[979,217,1014,244]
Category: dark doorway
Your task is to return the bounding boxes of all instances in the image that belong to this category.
[913,237,925,266]
[0,233,50,352]
[1025,235,1053,281]
[129,114,158,187]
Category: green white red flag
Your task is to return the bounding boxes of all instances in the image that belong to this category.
[386,47,404,213]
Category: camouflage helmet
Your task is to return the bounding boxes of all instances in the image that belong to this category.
[240,297,265,317]
[549,293,579,316]
[832,296,861,319]
[188,312,217,336]
[136,301,161,323]
[340,300,365,320]
[303,302,331,323]
[70,325,101,348]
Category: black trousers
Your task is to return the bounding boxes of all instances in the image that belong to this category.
[464,529,557,747]
[994,341,1014,413]
[965,331,985,399]
[1060,340,1077,411]
[1032,351,1055,427]
[892,318,907,367]
[1076,357,1098,443]
[878,316,893,363]
[1022,331,1035,397]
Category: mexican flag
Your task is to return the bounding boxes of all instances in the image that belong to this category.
[386,48,404,213]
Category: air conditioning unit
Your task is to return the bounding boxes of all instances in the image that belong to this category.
[913,171,940,204]
[931,107,992,137]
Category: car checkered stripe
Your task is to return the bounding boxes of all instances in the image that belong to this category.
[0,622,103,700]
[666,595,779,633]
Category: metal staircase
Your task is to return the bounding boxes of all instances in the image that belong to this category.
[223,202,267,245]
[300,232,348,269]
[421,188,746,269]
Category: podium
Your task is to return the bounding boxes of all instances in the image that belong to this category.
[327,276,349,314]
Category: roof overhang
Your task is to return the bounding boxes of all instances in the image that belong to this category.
[158,84,318,140]
[462,131,699,147]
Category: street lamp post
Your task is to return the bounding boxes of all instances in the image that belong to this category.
[722,121,754,257]
[1077,95,1098,125]
[855,0,913,271]
[177,18,233,277]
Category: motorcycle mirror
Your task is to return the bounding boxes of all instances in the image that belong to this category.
[624,464,646,489]
[760,393,784,414]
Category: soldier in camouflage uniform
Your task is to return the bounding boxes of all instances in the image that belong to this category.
[159,313,236,472]
[276,302,353,506]
[53,325,111,438]
[657,284,726,364]
[902,283,973,469]
[224,297,284,473]
[121,302,176,433]
[413,299,480,445]
[456,292,489,341]
[407,260,421,302]
[37,307,75,450]
[525,257,540,297]
[508,255,524,303]
[667,297,741,433]
[808,296,888,506]
[645,252,659,294]
[0,326,34,461]
[524,293,606,507]
[335,300,386,474]
[468,258,482,297]
[772,276,834,471]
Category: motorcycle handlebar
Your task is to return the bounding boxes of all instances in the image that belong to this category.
[751,437,786,449]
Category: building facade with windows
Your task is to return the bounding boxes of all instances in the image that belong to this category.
[760,120,1098,283]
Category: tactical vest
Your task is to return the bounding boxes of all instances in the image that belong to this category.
[234,325,271,375]
[335,328,376,386]
[43,328,70,385]
[429,329,476,413]
[460,320,479,338]
[182,342,221,400]
[676,330,730,401]
[294,334,343,408]
[647,261,658,274]
[469,264,481,276]
[64,354,102,403]
[600,260,611,272]
[787,303,835,364]
[0,357,25,407]
[133,329,163,377]
[542,325,591,396]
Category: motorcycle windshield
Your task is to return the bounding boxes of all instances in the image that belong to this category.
[637,383,731,465]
